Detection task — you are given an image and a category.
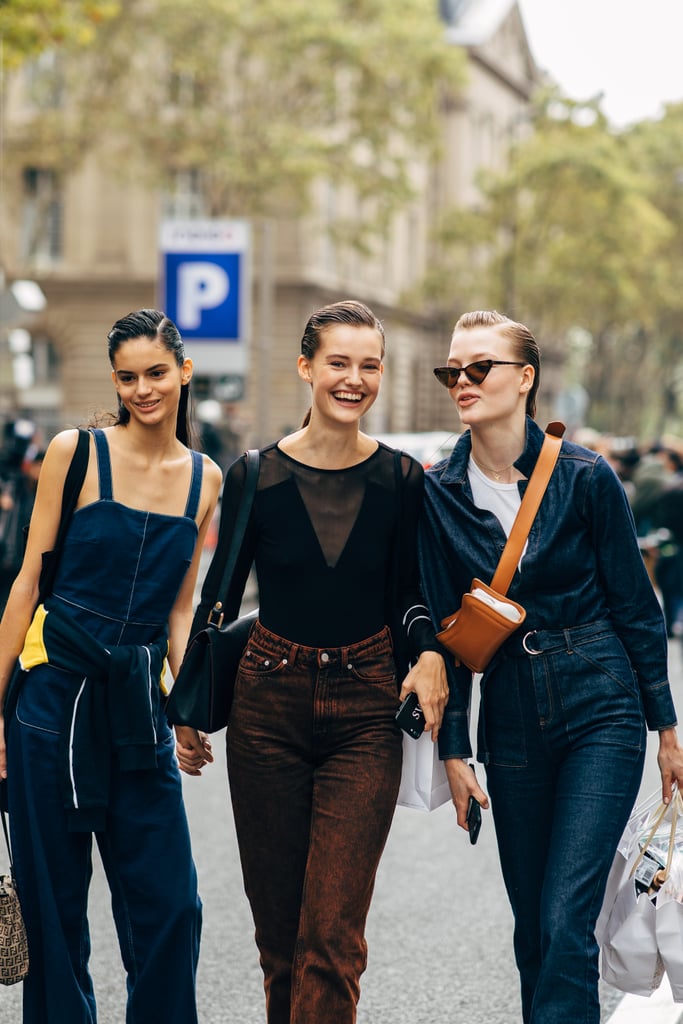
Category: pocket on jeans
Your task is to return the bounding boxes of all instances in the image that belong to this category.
[15,665,69,735]
[239,644,289,677]
[482,668,527,767]
[347,650,396,686]
[572,636,639,698]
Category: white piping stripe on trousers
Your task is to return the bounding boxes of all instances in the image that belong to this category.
[144,645,157,745]
[68,677,88,809]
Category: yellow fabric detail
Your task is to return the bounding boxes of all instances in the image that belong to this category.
[19,609,171,689]
[159,653,171,696]
[19,604,49,671]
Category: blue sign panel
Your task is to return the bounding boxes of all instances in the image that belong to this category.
[163,252,241,341]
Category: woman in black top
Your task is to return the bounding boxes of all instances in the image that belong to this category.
[182,300,447,1024]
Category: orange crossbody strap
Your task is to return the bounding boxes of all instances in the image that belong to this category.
[489,421,565,596]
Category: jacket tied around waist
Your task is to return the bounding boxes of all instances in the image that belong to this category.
[18,602,169,831]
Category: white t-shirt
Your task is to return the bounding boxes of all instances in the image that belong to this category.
[468,456,527,564]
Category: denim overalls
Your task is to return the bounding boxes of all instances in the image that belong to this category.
[8,428,203,1024]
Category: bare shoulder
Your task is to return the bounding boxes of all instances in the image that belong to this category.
[196,453,223,523]
[357,431,382,458]
[277,429,305,456]
[200,452,223,492]
[41,428,84,477]
[24,429,87,552]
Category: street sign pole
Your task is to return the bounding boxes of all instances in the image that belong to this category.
[257,218,275,446]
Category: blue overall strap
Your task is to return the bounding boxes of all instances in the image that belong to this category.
[184,450,204,520]
[90,428,113,500]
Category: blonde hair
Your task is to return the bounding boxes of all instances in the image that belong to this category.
[453,310,540,418]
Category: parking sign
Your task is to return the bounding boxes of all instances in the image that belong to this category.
[159,219,250,375]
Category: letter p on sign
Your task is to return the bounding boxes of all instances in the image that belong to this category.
[177,262,230,330]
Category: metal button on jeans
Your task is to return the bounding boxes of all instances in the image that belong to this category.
[320,652,330,663]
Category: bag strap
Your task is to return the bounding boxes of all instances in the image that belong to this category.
[629,790,683,883]
[37,427,91,603]
[208,449,260,626]
[490,421,565,595]
[1,809,12,872]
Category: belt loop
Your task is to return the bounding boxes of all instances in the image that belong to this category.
[563,628,573,654]
[287,641,298,666]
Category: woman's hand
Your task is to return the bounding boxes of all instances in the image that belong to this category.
[174,726,214,776]
[657,726,683,803]
[399,651,448,741]
[444,757,489,833]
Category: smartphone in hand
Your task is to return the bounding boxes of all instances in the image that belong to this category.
[466,795,482,845]
[395,692,425,739]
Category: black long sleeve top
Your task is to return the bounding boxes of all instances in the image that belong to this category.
[192,442,438,666]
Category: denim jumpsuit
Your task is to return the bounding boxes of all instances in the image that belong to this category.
[7,428,203,1024]
[418,418,677,1024]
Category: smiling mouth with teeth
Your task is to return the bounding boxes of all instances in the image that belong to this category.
[334,391,362,402]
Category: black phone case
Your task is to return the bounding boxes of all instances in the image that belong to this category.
[395,692,425,738]
[467,796,482,845]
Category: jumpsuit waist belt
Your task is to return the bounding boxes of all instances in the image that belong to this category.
[502,619,613,658]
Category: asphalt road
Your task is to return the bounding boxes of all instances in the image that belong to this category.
[2,643,682,1023]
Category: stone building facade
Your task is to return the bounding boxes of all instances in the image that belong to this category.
[0,0,540,454]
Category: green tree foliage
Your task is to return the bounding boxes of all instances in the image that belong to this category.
[6,0,465,225]
[623,103,683,436]
[421,91,679,435]
[0,0,118,69]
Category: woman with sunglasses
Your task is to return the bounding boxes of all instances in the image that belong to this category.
[186,299,447,1024]
[418,309,683,1024]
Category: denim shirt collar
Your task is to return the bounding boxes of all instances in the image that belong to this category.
[437,415,545,488]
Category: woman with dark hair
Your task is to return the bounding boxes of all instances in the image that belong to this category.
[107,308,198,448]
[188,299,447,1024]
[418,309,683,1024]
[0,309,222,1022]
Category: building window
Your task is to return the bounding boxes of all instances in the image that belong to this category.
[321,181,338,273]
[30,333,60,386]
[168,69,199,108]
[24,50,64,109]
[161,169,207,219]
[21,168,63,266]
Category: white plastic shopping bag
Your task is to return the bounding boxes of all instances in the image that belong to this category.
[596,788,661,947]
[600,790,683,999]
[600,878,664,996]
[654,831,683,1001]
[656,897,683,1000]
[396,731,451,812]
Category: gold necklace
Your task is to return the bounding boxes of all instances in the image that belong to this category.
[472,455,517,482]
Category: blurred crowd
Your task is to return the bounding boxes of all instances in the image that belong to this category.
[0,419,45,611]
[574,427,683,640]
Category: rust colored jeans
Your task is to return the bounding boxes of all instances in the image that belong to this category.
[227,620,403,1024]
